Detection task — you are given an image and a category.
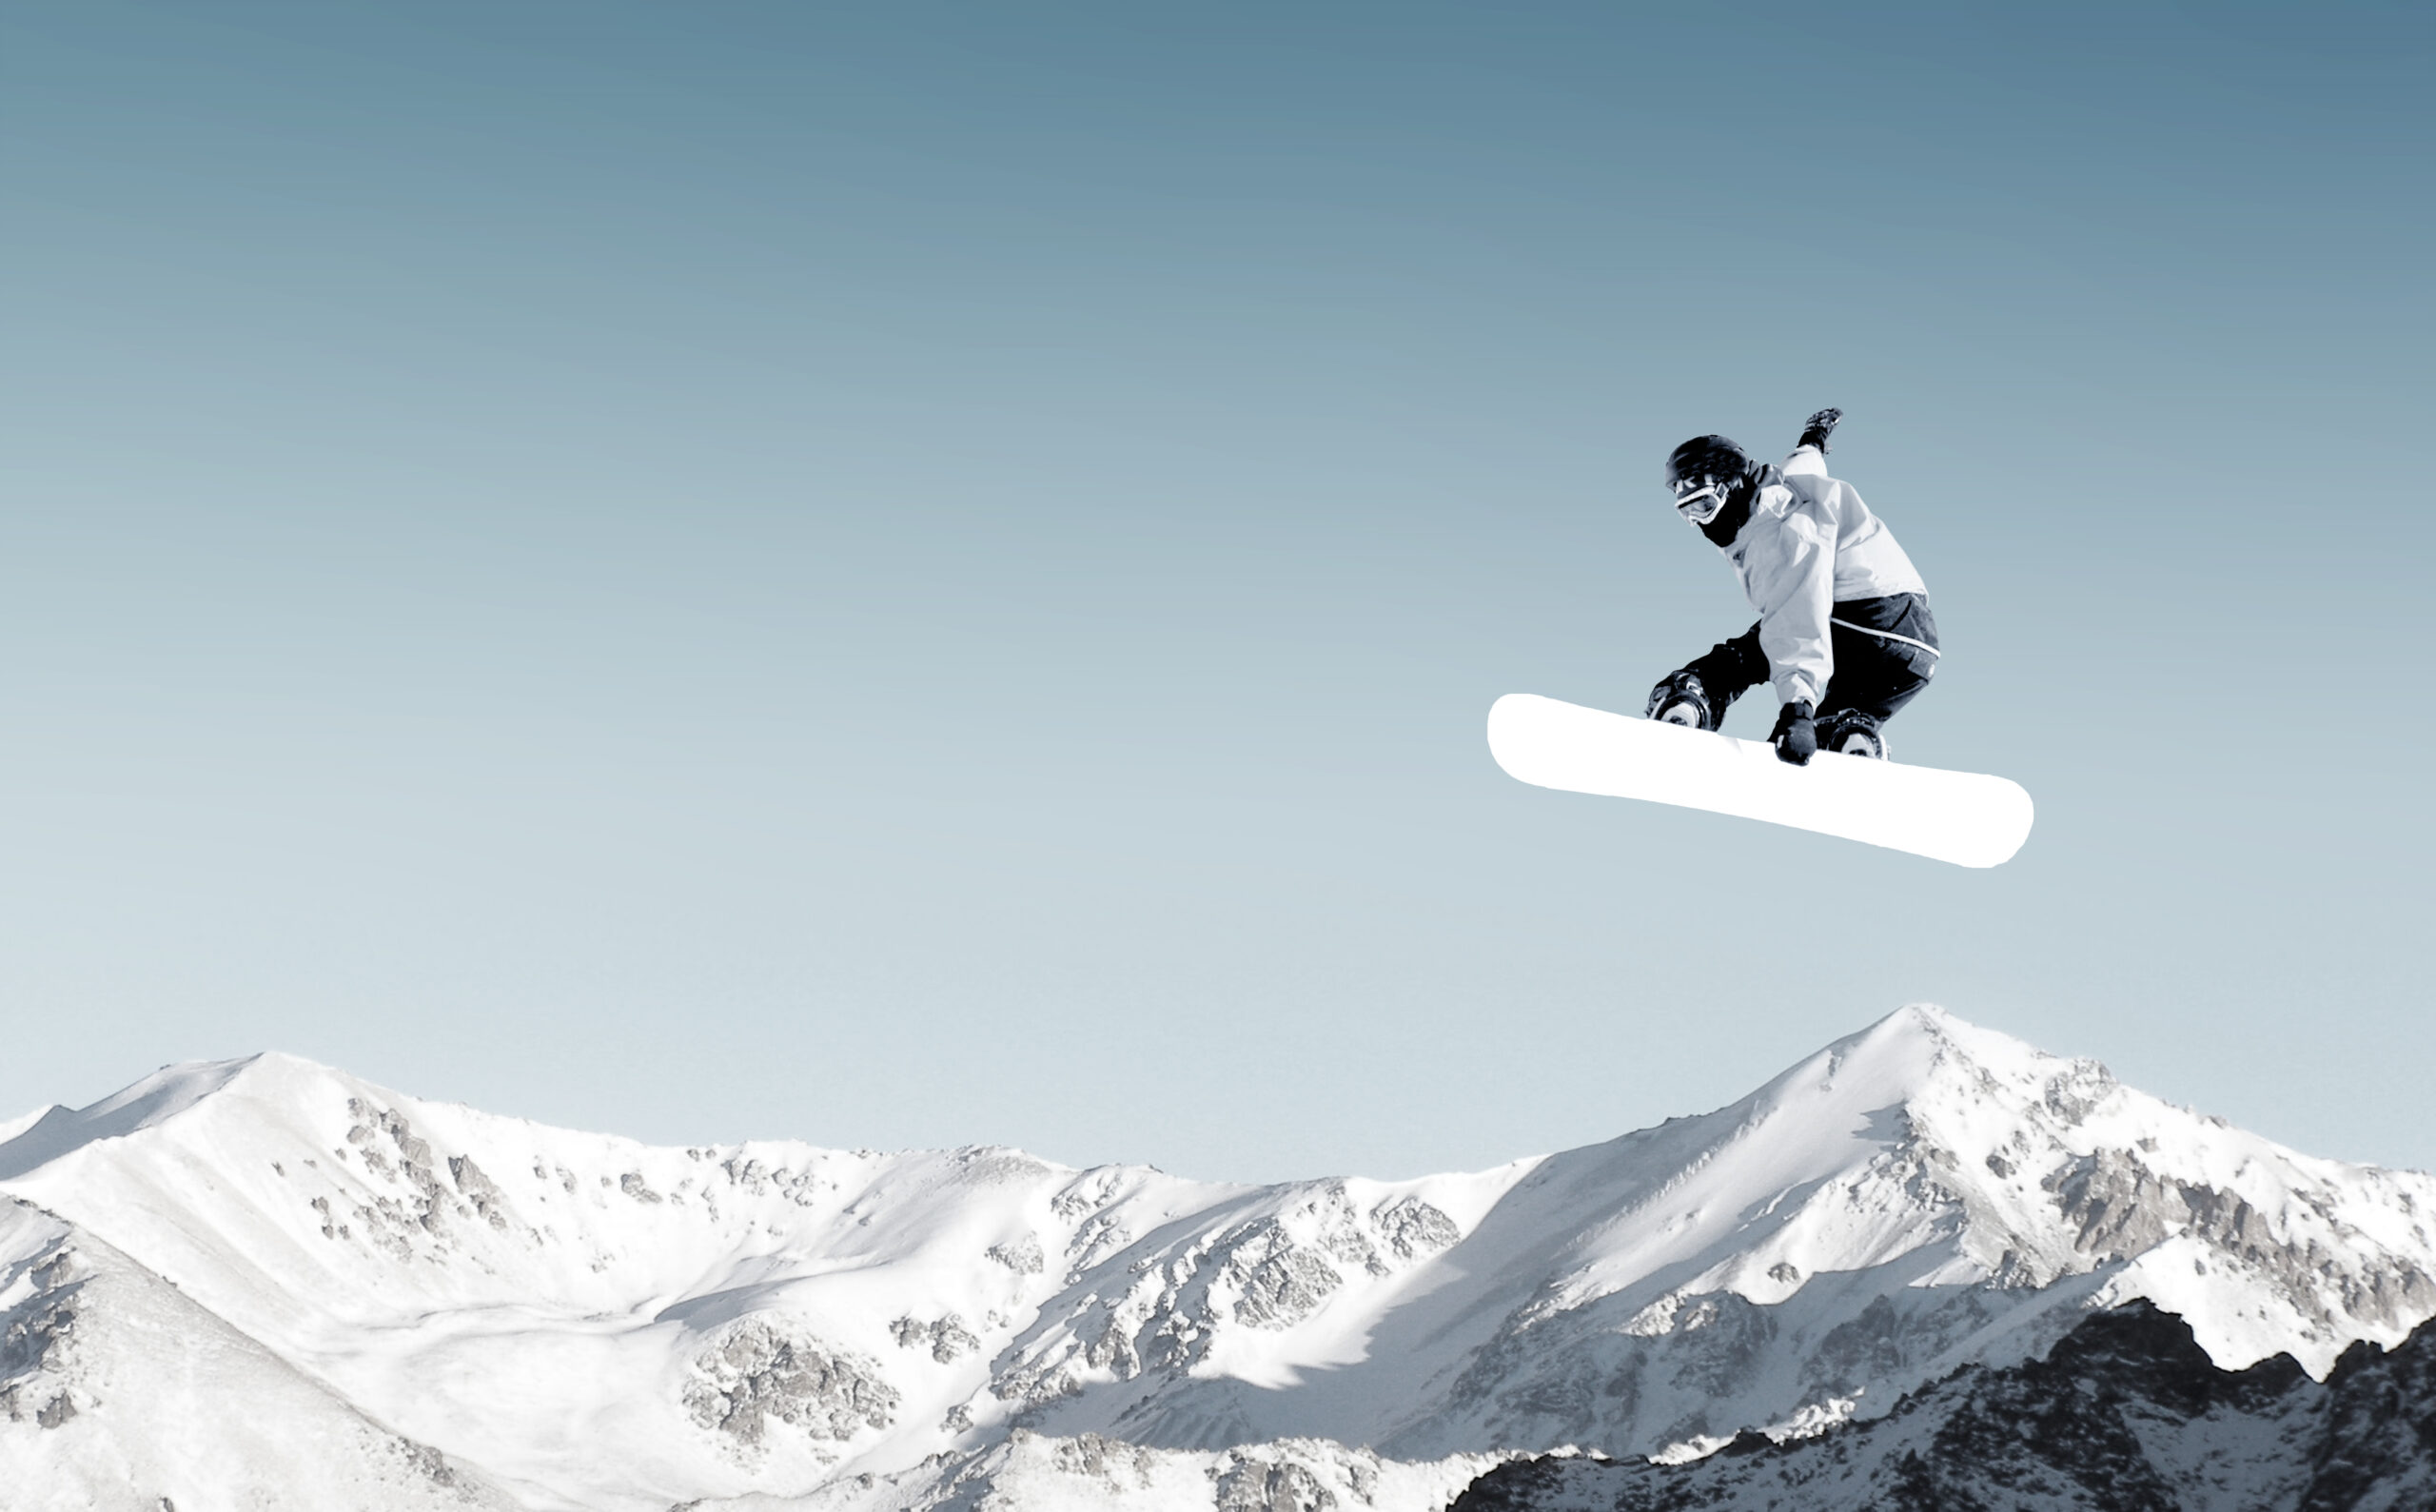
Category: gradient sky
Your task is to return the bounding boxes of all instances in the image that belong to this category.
[4,2,2430,1183]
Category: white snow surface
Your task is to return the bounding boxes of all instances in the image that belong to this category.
[3,1005,2432,1512]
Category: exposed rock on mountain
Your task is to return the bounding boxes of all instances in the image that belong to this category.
[2,1006,2431,1510]
[1451,1300,2436,1511]
[685,1316,901,1455]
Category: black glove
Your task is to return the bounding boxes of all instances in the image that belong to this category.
[1798,407,1842,454]
[1771,699,1817,765]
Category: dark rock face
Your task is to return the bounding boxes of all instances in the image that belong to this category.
[1451,1303,2436,1511]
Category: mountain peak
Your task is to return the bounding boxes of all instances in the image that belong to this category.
[1773,1002,2125,1159]
[1826,1001,2072,1090]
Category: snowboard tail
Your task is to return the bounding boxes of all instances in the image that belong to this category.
[1487,694,2033,868]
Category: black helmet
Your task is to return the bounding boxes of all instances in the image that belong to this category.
[1663,434,1753,492]
[1663,435,1753,524]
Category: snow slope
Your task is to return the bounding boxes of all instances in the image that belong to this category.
[1,1006,2431,1511]
[0,1196,516,1511]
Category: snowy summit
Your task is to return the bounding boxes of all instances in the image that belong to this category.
[3,1007,2432,1511]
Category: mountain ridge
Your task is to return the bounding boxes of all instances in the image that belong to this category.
[5,1006,2432,1511]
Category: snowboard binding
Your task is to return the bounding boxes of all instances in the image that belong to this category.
[1645,671,1728,732]
[1818,710,1889,760]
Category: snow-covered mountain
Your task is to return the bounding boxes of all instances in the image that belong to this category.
[4,1006,2433,1512]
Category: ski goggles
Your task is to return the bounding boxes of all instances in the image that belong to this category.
[1669,476,1730,525]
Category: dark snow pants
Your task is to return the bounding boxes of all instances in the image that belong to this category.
[1680,592,1939,724]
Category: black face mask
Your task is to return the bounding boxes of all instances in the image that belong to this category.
[1697,473,1756,547]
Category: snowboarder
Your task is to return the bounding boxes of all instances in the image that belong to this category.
[1647,409,1938,764]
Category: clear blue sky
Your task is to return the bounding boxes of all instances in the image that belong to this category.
[4,2,2429,1182]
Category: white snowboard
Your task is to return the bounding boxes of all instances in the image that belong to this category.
[1486,693,2033,868]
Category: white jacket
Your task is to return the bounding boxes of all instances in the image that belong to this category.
[1721,444,1927,708]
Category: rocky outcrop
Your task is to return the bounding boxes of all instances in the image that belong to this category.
[1452,1301,2436,1511]
[684,1317,900,1453]
[894,1311,982,1363]
[0,1238,79,1430]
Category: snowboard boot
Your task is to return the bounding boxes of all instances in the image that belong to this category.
[1817,710,1889,759]
[1645,671,1725,732]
